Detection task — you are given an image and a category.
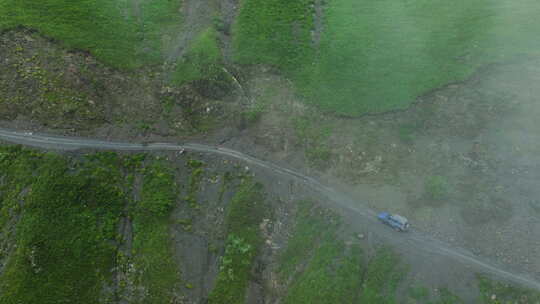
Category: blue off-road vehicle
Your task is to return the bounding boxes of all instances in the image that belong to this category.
[377,212,410,232]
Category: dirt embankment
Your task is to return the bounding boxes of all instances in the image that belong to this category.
[0,29,243,140]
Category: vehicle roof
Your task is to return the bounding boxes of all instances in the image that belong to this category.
[390,214,408,224]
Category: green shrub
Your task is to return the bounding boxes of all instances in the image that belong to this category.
[241,102,267,125]
[425,175,450,201]
[137,162,177,217]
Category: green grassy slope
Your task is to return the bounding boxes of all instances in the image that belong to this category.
[234,0,540,115]
[208,178,267,304]
[0,0,182,68]
[0,149,126,303]
[233,0,314,68]
[2,0,539,113]
[278,201,540,303]
[1,147,539,303]
[0,148,181,304]
[280,201,406,303]
[478,275,540,304]
[172,27,225,86]
[131,159,179,303]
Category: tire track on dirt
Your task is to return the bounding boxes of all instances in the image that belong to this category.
[1,128,539,291]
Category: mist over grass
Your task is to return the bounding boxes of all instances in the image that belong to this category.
[235,0,540,115]
[0,0,182,68]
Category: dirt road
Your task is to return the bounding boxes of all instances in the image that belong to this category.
[1,127,539,291]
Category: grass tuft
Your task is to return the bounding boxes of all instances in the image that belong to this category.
[477,275,540,303]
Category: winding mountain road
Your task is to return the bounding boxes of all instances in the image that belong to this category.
[1,128,539,291]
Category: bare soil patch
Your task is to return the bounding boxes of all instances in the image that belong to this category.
[0,29,240,140]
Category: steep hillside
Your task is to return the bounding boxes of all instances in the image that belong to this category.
[0,146,401,303]
[233,0,540,114]
[1,145,539,303]
[3,0,540,119]
[2,1,540,303]
[0,29,238,136]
